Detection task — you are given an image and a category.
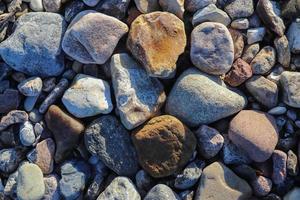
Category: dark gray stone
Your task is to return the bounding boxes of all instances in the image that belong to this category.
[64,0,86,22]
[0,148,24,174]
[95,0,131,19]
[0,89,20,114]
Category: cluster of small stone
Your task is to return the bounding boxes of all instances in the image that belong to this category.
[1,0,300,200]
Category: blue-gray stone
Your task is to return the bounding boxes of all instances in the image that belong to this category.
[0,148,24,174]
[144,184,180,200]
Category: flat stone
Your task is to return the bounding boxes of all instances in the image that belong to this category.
[45,105,85,163]
[257,0,285,36]
[287,20,300,54]
[127,11,186,78]
[0,148,24,174]
[274,36,291,68]
[62,10,128,64]
[272,150,287,185]
[0,110,28,131]
[251,46,276,75]
[0,89,20,114]
[132,115,196,178]
[280,71,300,108]
[229,28,244,60]
[284,187,300,200]
[43,0,61,12]
[134,0,160,13]
[0,12,66,77]
[195,162,252,200]
[165,68,247,126]
[19,121,36,146]
[97,177,141,200]
[84,115,139,176]
[43,175,60,200]
[185,0,216,12]
[18,77,42,97]
[224,0,254,19]
[231,18,249,30]
[159,0,184,19]
[247,27,266,45]
[95,0,131,19]
[17,163,45,200]
[191,22,234,75]
[111,53,166,130]
[228,110,279,162]
[246,75,278,108]
[62,74,113,118]
[145,184,180,200]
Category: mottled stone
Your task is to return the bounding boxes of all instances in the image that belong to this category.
[274,36,291,68]
[0,89,20,114]
[0,148,24,174]
[43,0,61,12]
[18,77,42,97]
[280,71,300,108]
[242,43,260,64]
[251,46,276,75]
[272,150,287,185]
[287,150,298,176]
[145,184,180,200]
[43,175,60,200]
[251,176,272,197]
[0,110,28,131]
[229,29,245,60]
[224,0,254,19]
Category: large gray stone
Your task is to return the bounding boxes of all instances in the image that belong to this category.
[0,12,66,77]
[110,53,166,130]
[280,71,300,108]
[165,68,247,127]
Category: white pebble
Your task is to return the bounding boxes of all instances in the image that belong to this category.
[19,121,36,146]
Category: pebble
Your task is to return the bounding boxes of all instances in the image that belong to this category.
[18,77,42,97]
[82,0,101,7]
[185,0,216,12]
[43,175,60,200]
[27,138,55,174]
[19,121,35,146]
[274,36,291,68]
[62,10,128,64]
[43,0,61,12]
[29,109,43,123]
[0,89,20,114]
[287,110,297,121]
[59,160,91,200]
[251,176,272,197]
[195,162,252,200]
[268,106,287,115]
[84,115,139,176]
[17,163,45,200]
[62,74,113,118]
[224,0,254,19]
[95,0,131,20]
[284,187,300,200]
[135,170,155,196]
[242,43,260,64]
[280,71,300,108]
[30,0,44,11]
[287,20,300,54]
[191,22,234,75]
[64,0,86,22]
[127,11,186,78]
[287,150,298,176]
[246,75,278,108]
[231,18,249,29]
[111,53,166,130]
[179,190,194,200]
[134,0,160,13]
[174,160,205,190]
[232,164,257,181]
[0,110,28,131]
[282,0,300,20]
[24,96,39,112]
[0,148,23,174]
[4,171,18,199]
[159,0,184,19]
[247,27,266,44]
[192,4,231,27]
[195,125,224,159]
[45,105,85,163]
[132,115,196,178]
[97,176,141,200]
[42,77,56,92]
[144,184,180,200]
[228,110,278,162]
[165,68,247,127]
[0,12,66,77]
[272,150,287,185]
[251,46,276,75]
[257,0,285,36]
[229,29,244,60]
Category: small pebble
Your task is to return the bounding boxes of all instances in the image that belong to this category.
[18,77,42,97]
[287,150,298,176]
[272,150,287,185]
[268,106,287,115]
[251,176,272,197]
[19,121,35,146]
[247,27,266,44]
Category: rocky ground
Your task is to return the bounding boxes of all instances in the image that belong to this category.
[0,0,300,199]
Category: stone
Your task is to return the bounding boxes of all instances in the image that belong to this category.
[251,176,272,197]
[224,58,253,87]
[62,74,113,118]
[224,0,254,19]
[159,0,184,19]
[284,187,300,200]
[231,18,249,30]
[0,110,28,131]
[274,36,291,68]
[247,27,266,45]
[145,184,180,200]
[19,121,35,147]
[0,12,66,77]
[191,22,234,75]
[195,125,224,159]
[42,77,56,92]
[27,138,55,174]
[30,0,43,11]
[268,106,287,115]
[287,20,300,54]
[0,148,23,174]
[165,68,247,127]
[43,175,60,200]
[95,0,131,19]
[246,75,278,108]
[195,162,252,200]
[229,29,245,60]
[282,0,300,20]
[192,4,231,27]
[272,150,287,185]
[134,0,160,13]
[287,150,298,176]
[64,0,86,22]
[59,160,91,200]
[174,160,205,190]
[185,0,216,12]
[251,46,276,75]
[0,89,20,114]
[228,110,278,162]
[45,105,84,163]
[97,177,141,200]
[127,12,186,78]
[280,71,300,108]
[62,10,128,64]
[24,96,39,112]
[111,53,166,130]
[232,164,257,181]
[242,43,260,64]
[43,0,61,12]
[84,115,139,176]
[82,0,101,6]
[132,115,196,178]
[18,77,42,97]
[4,171,18,199]
[135,170,155,196]
[257,0,285,36]
[17,163,45,200]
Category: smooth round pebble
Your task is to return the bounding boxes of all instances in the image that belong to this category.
[19,121,36,147]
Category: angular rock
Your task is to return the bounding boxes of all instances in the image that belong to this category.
[43,175,60,200]
[251,46,276,75]
[134,0,160,13]
[18,77,42,97]
[165,68,247,126]
[272,150,287,185]
[0,148,24,174]
[62,10,128,64]
[274,36,291,68]
[0,12,66,77]
[0,110,28,131]
[247,27,266,44]
[280,71,300,108]
[95,0,131,19]
[0,89,20,114]
[191,22,234,75]
[132,115,196,178]
[287,20,300,54]
[229,29,245,60]
[62,74,113,118]
[45,105,84,163]
[185,0,216,12]
[159,0,184,19]
[228,110,279,162]
[127,11,186,78]
[111,53,166,130]
[195,162,252,200]
[224,0,254,19]
[84,115,139,176]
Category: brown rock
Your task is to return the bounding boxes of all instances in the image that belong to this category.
[132,115,196,178]
[0,89,20,114]
[224,58,253,87]
[127,11,186,78]
[45,105,84,163]
[228,110,279,162]
[229,29,244,60]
